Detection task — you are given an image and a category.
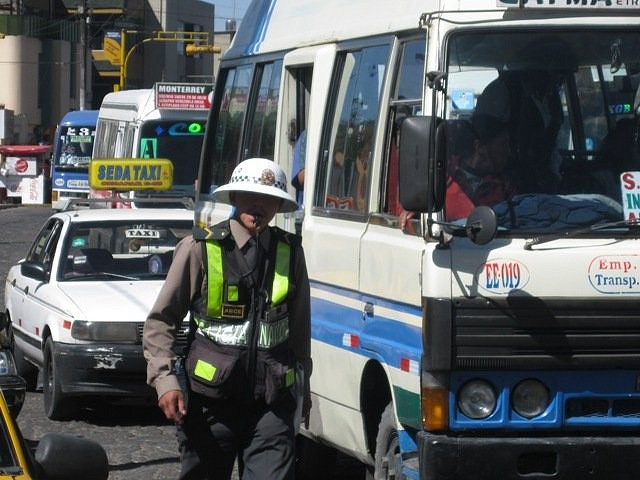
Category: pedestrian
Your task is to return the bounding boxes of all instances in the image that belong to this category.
[143,157,312,480]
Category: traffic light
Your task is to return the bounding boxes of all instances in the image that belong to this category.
[184,43,221,56]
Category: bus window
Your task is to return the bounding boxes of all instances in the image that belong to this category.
[318,43,390,213]
[384,37,425,217]
[211,65,253,189]
[245,60,282,160]
[93,119,118,158]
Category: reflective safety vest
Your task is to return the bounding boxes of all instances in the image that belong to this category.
[193,230,293,349]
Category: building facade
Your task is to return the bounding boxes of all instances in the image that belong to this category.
[0,0,219,144]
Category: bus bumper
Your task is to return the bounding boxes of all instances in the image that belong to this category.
[417,432,640,479]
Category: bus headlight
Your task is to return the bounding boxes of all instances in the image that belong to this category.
[512,379,549,419]
[457,379,496,419]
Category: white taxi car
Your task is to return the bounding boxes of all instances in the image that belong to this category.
[3,204,193,420]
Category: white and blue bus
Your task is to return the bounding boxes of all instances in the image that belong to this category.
[196,1,640,479]
[51,109,98,209]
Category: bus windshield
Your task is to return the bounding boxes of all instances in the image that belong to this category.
[443,29,640,232]
[54,124,95,170]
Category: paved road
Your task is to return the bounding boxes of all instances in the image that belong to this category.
[1,204,365,480]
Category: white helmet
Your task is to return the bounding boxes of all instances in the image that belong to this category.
[213,158,298,213]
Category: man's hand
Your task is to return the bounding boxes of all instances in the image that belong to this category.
[158,389,187,424]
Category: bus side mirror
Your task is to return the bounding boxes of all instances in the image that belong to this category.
[398,116,446,213]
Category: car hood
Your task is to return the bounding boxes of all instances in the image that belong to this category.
[58,282,163,322]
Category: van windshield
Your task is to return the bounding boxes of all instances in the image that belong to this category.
[139,119,206,190]
[444,30,640,234]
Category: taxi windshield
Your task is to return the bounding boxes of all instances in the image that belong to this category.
[444,29,640,234]
[60,220,192,281]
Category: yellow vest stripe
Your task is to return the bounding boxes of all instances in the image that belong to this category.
[205,237,291,320]
[205,241,223,318]
[272,240,290,305]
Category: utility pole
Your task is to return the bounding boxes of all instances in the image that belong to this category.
[78,0,89,110]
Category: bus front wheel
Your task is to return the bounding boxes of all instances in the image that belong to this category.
[373,402,401,480]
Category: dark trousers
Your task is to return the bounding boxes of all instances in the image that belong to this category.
[177,392,296,480]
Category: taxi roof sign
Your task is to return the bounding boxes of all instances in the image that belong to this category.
[89,158,174,191]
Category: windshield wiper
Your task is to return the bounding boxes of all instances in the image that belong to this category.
[524,218,640,250]
[66,272,139,281]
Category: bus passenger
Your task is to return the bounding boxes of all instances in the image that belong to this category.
[291,129,306,207]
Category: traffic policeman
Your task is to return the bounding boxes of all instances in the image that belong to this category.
[143,158,311,480]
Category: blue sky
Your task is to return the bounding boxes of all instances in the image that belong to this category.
[203,0,252,31]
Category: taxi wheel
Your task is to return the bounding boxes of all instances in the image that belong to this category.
[8,322,38,391]
[43,337,76,420]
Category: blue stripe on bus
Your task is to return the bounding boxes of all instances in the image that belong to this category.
[310,280,423,368]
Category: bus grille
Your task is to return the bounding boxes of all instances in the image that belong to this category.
[566,398,640,419]
[452,298,640,369]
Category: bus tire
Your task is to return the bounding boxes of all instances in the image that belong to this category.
[295,434,337,480]
[373,402,401,480]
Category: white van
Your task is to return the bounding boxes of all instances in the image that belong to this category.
[92,83,211,206]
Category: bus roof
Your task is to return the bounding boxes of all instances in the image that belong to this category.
[58,109,99,126]
[226,0,639,59]
[98,88,209,123]
[99,89,156,120]
[226,0,438,58]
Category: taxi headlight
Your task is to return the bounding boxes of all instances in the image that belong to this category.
[512,379,550,419]
[457,379,496,419]
[71,321,138,342]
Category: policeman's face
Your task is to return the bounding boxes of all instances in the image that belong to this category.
[232,192,281,235]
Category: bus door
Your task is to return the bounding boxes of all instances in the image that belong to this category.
[300,39,394,448]
[276,45,335,233]
[357,35,427,435]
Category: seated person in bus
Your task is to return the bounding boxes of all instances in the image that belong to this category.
[508,69,565,194]
[445,114,516,220]
[291,129,307,207]
[326,131,372,211]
